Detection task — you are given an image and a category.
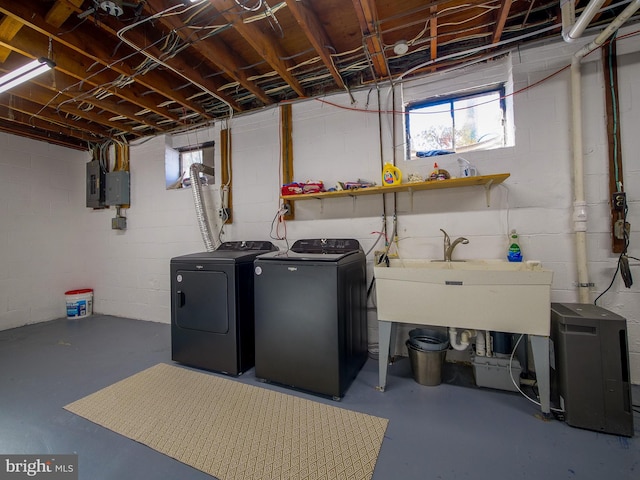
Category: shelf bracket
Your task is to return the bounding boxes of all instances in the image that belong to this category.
[408,188,414,211]
[484,179,495,207]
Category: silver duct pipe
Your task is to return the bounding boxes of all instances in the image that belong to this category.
[190,163,218,252]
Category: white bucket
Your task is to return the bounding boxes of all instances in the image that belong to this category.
[65,289,93,319]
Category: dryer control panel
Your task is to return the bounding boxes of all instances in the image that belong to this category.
[217,241,278,251]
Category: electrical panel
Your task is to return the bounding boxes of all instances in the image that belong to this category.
[86,160,105,208]
[105,171,130,206]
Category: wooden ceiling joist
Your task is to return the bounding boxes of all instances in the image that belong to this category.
[0,116,88,150]
[351,0,389,79]
[492,0,513,44]
[285,0,347,91]
[213,0,306,97]
[430,6,438,62]
[146,0,272,107]
[0,1,211,124]
[1,83,145,136]
[0,97,108,139]
[0,15,24,62]
[0,28,188,126]
[44,0,85,29]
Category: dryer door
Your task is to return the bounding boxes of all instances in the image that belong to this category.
[174,270,229,333]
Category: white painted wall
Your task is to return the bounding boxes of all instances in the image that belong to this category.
[1,28,638,383]
[0,134,90,328]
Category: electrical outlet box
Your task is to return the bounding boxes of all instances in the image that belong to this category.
[106,171,130,206]
[111,216,127,230]
[86,160,105,208]
[612,192,626,211]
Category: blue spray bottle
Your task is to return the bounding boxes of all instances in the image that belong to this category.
[507,229,523,262]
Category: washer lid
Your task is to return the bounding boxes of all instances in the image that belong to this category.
[255,250,358,262]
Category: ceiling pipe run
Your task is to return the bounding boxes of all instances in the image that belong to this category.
[561,0,608,42]
[570,0,640,302]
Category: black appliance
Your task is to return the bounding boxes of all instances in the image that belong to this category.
[253,238,368,399]
[550,302,634,437]
[170,241,277,375]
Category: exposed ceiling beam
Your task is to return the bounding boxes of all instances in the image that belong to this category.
[44,0,84,28]
[76,2,244,113]
[145,0,272,106]
[351,0,389,79]
[0,96,111,139]
[285,0,346,91]
[430,6,438,62]
[492,0,513,43]
[0,1,211,123]
[211,0,306,97]
[0,28,187,126]
[0,81,146,136]
[0,116,88,149]
[0,15,23,62]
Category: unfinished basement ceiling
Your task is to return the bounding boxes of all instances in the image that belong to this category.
[0,0,636,150]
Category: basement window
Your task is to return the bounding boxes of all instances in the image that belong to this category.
[166,141,215,189]
[405,85,507,159]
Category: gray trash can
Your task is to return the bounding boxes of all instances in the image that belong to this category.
[406,329,449,386]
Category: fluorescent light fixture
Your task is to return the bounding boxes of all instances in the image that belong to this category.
[0,57,56,94]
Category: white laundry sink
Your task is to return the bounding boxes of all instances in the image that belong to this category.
[374,258,553,336]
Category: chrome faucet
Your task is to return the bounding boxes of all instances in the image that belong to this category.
[440,229,469,261]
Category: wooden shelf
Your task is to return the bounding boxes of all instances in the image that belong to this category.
[280,173,510,202]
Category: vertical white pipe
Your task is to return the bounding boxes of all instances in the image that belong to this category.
[570,0,640,303]
[570,58,590,303]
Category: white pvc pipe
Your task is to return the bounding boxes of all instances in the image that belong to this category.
[570,0,640,303]
[449,328,476,351]
[475,331,486,357]
[562,0,608,43]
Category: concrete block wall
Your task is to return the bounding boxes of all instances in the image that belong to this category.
[0,134,90,329]
[1,27,638,383]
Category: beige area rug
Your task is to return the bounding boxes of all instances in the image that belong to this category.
[64,363,388,480]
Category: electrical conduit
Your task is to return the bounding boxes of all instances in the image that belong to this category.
[570,0,640,303]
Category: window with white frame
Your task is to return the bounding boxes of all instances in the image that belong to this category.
[405,85,507,159]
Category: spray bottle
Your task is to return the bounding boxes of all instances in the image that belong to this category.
[507,229,523,262]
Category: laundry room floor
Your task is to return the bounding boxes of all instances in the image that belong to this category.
[0,315,638,480]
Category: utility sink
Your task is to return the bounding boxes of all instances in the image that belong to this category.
[374,258,553,336]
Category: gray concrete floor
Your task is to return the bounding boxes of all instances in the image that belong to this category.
[0,315,638,480]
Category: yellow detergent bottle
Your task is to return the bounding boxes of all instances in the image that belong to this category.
[382,163,402,186]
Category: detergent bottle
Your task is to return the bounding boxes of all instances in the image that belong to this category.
[382,163,402,186]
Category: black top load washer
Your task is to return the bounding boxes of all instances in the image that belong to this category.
[171,241,277,375]
[253,238,367,399]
